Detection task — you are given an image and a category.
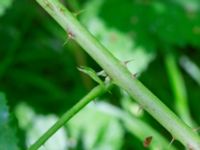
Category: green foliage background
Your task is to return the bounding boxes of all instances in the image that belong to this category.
[0,0,200,149]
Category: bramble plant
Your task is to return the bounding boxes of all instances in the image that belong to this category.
[28,0,200,149]
[0,0,200,150]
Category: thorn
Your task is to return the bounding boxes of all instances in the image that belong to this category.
[63,31,74,46]
[193,126,200,132]
[63,38,70,46]
[143,136,153,148]
[124,59,134,66]
[105,76,111,83]
[73,9,85,17]
[137,105,143,115]
[168,137,175,149]
[97,70,107,77]
[132,73,138,78]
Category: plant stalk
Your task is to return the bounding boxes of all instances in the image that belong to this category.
[29,84,112,150]
[34,0,200,149]
[165,51,196,127]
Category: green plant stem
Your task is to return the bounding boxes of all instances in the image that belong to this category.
[180,55,200,86]
[29,84,112,150]
[35,0,200,149]
[165,51,196,127]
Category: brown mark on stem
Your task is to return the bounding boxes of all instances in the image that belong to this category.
[188,144,194,150]
[143,136,153,148]
[132,73,138,78]
[68,31,74,39]
[63,30,75,46]
[124,59,134,66]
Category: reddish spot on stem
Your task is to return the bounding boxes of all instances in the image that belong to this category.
[68,31,74,39]
[188,144,194,150]
[143,136,153,148]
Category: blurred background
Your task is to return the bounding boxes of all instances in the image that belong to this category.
[0,0,200,149]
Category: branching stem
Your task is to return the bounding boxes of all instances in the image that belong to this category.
[29,84,112,150]
[33,0,200,149]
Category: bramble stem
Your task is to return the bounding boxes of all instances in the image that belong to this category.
[34,0,200,149]
[29,84,112,150]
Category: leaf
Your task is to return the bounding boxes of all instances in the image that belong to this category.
[0,0,13,17]
[81,0,156,74]
[0,92,19,150]
[67,101,124,150]
[78,66,104,86]
[15,103,68,149]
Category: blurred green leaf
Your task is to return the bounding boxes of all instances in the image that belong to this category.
[0,0,13,17]
[67,102,124,150]
[81,0,156,73]
[15,103,69,149]
[0,92,18,150]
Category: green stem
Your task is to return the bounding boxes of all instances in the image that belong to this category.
[29,84,112,150]
[180,55,200,86]
[35,0,200,149]
[165,51,195,127]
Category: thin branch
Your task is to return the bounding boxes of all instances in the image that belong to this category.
[29,84,112,150]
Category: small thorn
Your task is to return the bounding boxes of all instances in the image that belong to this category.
[73,9,85,17]
[97,70,107,77]
[193,126,200,132]
[63,38,70,46]
[63,31,74,46]
[168,137,175,149]
[124,59,134,66]
[132,73,138,78]
[137,105,143,114]
[143,136,153,148]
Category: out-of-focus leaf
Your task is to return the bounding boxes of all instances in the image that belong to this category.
[81,0,156,74]
[0,0,13,17]
[67,102,124,150]
[15,103,69,150]
[0,92,18,150]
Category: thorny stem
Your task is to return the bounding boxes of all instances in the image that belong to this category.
[29,84,113,150]
[34,0,200,149]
